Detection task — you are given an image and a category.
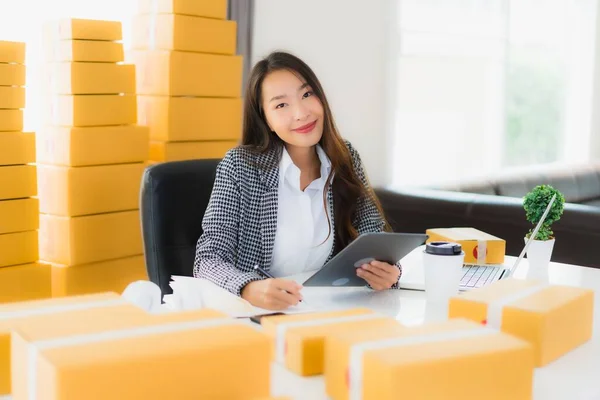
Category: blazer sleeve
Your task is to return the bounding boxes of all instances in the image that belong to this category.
[193,155,262,296]
[346,141,403,289]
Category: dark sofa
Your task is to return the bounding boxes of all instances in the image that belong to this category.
[374,162,600,269]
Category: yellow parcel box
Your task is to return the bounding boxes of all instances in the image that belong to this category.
[0,292,127,395]
[0,86,25,109]
[10,307,227,399]
[37,163,145,216]
[150,140,237,162]
[0,198,38,235]
[39,210,143,265]
[0,63,25,86]
[37,125,149,167]
[0,165,37,200]
[129,49,242,97]
[0,132,35,166]
[426,227,506,264]
[45,39,124,62]
[137,0,227,19]
[47,62,135,94]
[12,317,271,400]
[449,278,594,367]
[327,319,534,400]
[261,308,396,376]
[0,40,25,63]
[49,255,148,297]
[47,94,137,127]
[0,110,23,132]
[132,14,236,55]
[138,96,242,142]
[0,263,51,304]
[0,231,38,268]
[48,18,122,41]
[325,320,407,400]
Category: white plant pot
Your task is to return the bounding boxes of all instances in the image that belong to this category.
[524,237,555,281]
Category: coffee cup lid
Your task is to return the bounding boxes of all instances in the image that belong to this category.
[425,241,462,255]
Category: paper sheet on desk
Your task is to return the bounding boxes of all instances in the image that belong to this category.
[166,275,314,318]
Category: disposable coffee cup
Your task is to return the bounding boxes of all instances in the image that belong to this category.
[422,241,464,303]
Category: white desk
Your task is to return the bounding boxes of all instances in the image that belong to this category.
[270,258,600,400]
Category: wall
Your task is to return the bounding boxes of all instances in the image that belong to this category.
[251,0,397,187]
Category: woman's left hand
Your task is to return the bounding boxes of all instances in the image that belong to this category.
[356,260,401,290]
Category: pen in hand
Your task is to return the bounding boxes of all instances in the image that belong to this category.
[253,264,303,303]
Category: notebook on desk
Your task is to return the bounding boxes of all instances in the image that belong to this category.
[166,275,314,318]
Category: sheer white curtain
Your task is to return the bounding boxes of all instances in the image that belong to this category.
[393,0,508,187]
[0,0,136,132]
[392,0,598,187]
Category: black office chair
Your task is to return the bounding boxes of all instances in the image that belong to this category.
[140,159,220,296]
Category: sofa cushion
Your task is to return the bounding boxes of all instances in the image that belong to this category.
[457,163,600,204]
[582,199,600,207]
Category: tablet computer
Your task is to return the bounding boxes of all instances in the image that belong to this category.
[303,232,428,287]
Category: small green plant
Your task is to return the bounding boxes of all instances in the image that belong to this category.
[523,184,565,240]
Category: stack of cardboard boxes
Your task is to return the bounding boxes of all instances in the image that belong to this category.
[36,18,150,297]
[129,0,243,163]
[0,41,49,303]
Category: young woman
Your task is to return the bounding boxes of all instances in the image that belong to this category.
[194,51,401,311]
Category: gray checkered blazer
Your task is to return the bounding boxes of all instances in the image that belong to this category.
[193,140,401,296]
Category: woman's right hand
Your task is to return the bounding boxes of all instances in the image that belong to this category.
[241,278,304,310]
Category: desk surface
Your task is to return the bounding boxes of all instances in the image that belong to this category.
[271,257,600,400]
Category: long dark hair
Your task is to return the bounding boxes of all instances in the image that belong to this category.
[241,51,391,252]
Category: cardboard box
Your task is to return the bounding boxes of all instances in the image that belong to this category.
[0,63,25,86]
[132,14,236,55]
[45,39,124,62]
[0,292,126,395]
[0,198,38,235]
[150,140,237,162]
[47,18,122,41]
[0,263,51,304]
[138,96,242,142]
[0,231,38,268]
[426,227,506,264]
[0,86,25,109]
[129,49,242,97]
[47,94,137,126]
[0,165,37,200]
[0,40,25,63]
[39,210,143,266]
[37,125,149,167]
[0,132,35,166]
[261,308,396,376]
[46,62,135,94]
[449,278,594,367]
[49,255,148,297]
[327,319,534,400]
[12,316,271,400]
[325,321,407,400]
[37,163,145,216]
[137,0,227,19]
[0,109,23,131]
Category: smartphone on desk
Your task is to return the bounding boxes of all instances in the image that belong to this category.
[250,313,286,325]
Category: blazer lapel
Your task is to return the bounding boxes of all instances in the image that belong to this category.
[257,148,280,270]
[325,183,336,262]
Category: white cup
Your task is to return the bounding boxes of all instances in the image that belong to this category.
[422,242,464,303]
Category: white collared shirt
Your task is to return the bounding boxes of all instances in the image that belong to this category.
[269,145,334,277]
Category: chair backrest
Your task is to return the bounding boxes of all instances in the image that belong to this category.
[140,159,220,295]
